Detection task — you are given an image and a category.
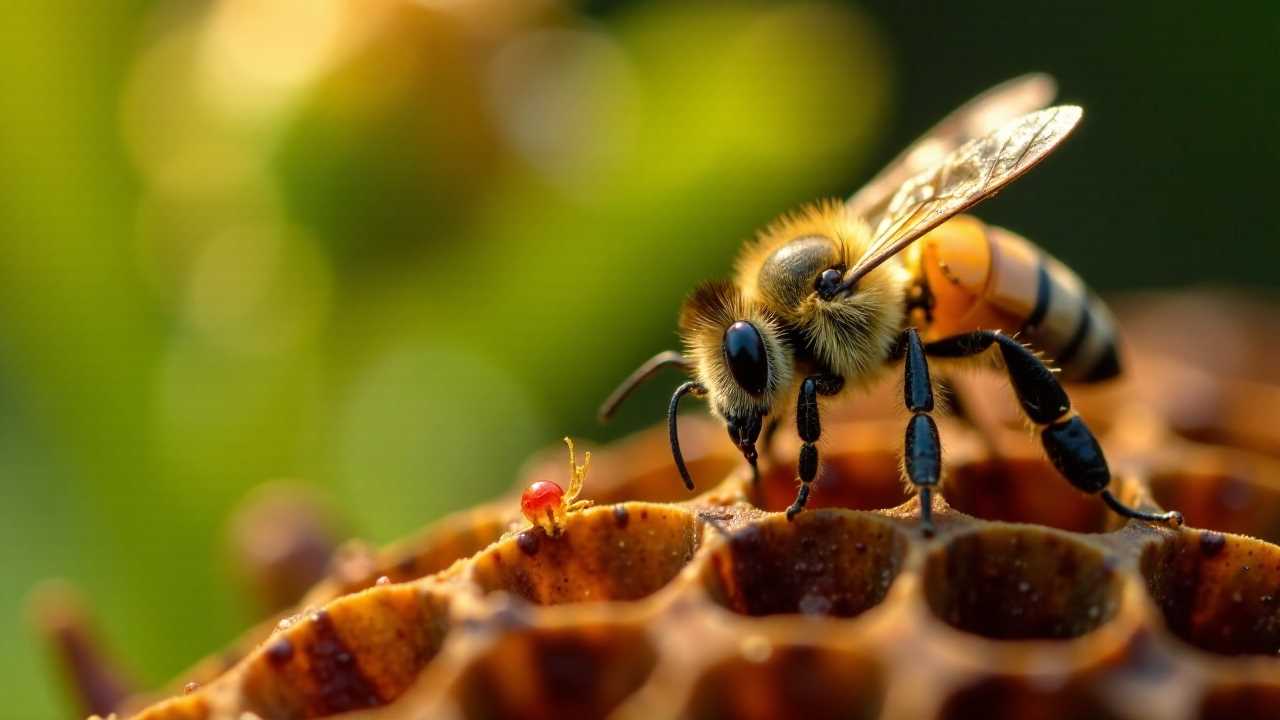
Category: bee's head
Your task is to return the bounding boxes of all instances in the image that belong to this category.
[677,281,793,466]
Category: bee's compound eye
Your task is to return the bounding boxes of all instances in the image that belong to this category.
[723,321,769,397]
[816,267,845,299]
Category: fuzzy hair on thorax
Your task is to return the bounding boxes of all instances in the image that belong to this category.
[736,200,910,391]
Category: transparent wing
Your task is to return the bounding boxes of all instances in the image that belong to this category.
[842,105,1082,288]
[848,73,1057,225]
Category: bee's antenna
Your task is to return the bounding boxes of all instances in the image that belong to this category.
[599,350,691,422]
[668,381,707,490]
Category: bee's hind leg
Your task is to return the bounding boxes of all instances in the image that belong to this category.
[902,328,942,536]
[924,330,1183,527]
[785,373,843,520]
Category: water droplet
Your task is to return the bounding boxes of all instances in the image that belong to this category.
[798,592,832,616]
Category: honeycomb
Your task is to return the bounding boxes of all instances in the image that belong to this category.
[61,292,1280,719]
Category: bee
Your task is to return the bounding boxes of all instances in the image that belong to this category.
[519,437,594,537]
[599,74,1183,533]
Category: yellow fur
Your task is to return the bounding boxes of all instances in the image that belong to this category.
[675,200,914,425]
[736,200,910,390]
[678,281,793,420]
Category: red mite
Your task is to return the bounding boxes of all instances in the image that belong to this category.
[520,437,593,536]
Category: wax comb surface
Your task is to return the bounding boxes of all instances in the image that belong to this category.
[82,293,1280,720]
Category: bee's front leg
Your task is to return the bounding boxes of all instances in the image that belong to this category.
[785,373,843,520]
[902,328,942,535]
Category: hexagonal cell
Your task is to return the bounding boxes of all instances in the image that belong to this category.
[376,514,510,587]
[942,458,1125,534]
[452,624,656,720]
[757,446,912,514]
[683,645,885,720]
[238,584,452,718]
[1198,680,1280,720]
[1149,469,1280,546]
[702,511,908,617]
[1141,529,1280,656]
[924,527,1122,639]
[938,677,1121,720]
[471,503,699,605]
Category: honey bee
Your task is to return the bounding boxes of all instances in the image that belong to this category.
[599,74,1183,533]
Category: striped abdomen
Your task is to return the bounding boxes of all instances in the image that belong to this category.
[912,215,1120,382]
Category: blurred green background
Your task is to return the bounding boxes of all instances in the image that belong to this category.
[1,0,1276,716]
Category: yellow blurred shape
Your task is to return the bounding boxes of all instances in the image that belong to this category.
[488,28,638,194]
[201,0,344,115]
[183,222,332,355]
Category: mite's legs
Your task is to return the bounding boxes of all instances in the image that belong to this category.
[925,330,1182,526]
[901,329,941,534]
[562,437,594,513]
[786,374,844,520]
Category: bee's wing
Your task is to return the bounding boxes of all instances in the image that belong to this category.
[841,105,1081,289]
[848,73,1057,224]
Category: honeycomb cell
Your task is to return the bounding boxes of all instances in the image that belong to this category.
[683,645,885,720]
[238,584,451,719]
[1149,469,1280,546]
[941,458,1124,533]
[924,527,1122,639]
[471,503,698,604]
[757,448,912,514]
[1197,680,1280,720]
[702,511,908,617]
[938,676,1121,720]
[338,515,509,594]
[452,624,656,720]
[1141,529,1280,656]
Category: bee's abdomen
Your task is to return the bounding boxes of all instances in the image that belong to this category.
[915,216,1120,382]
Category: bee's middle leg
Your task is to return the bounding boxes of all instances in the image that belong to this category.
[902,328,942,535]
[785,373,843,520]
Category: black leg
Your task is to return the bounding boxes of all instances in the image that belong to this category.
[926,330,1182,526]
[785,374,843,520]
[668,381,707,491]
[902,328,941,535]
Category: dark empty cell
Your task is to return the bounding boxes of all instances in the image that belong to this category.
[684,646,885,720]
[924,527,1122,639]
[1198,681,1280,720]
[471,505,698,605]
[1149,471,1280,546]
[757,450,912,513]
[454,626,656,720]
[703,511,908,617]
[942,458,1122,534]
[1141,530,1280,656]
[939,677,1122,720]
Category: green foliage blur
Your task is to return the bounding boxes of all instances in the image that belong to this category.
[1,1,1275,717]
